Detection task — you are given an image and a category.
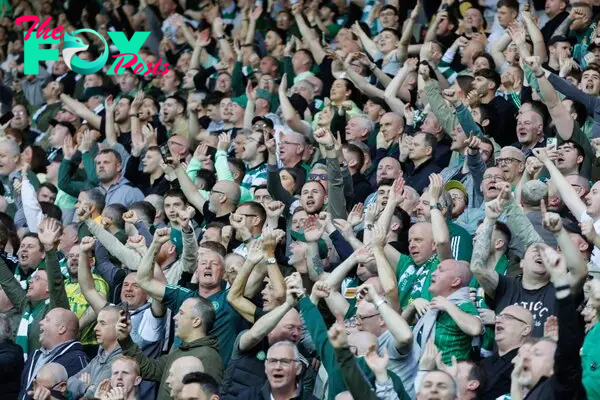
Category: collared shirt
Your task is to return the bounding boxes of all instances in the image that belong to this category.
[396,253,440,309]
[402,157,442,195]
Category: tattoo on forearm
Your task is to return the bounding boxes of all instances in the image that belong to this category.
[312,254,324,276]
[472,220,494,270]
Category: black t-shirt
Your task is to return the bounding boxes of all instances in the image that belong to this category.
[485,275,555,337]
[100,115,132,153]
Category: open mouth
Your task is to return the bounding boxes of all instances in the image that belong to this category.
[306,199,315,207]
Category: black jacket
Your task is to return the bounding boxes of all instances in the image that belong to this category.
[0,341,25,400]
[523,294,586,400]
[19,340,89,400]
[234,381,303,400]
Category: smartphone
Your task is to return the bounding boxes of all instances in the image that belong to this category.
[159,143,170,162]
[0,111,14,125]
[469,26,477,34]
[547,137,557,150]
[122,301,129,319]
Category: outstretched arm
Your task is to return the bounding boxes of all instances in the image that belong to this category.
[78,237,108,314]
[239,301,294,351]
[59,94,102,129]
[471,213,500,300]
[136,229,169,302]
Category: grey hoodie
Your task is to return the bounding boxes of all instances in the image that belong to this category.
[67,344,123,398]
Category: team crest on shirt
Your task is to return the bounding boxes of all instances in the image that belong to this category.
[212,301,220,311]
[256,351,266,361]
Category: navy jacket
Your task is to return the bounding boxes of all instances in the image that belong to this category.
[19,340,89,400]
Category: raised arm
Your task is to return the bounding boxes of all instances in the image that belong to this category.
[522,10,547,61]
[526,58,574,139]
[38,218,70,309]
[428,175,452,261]
[173,161,207,213]
[84,219,142,270]
[292,4,327,64]
[491,32,512,72]
[397,1,420,62]
[372,225,399,301]
[239,299,294,351]
[78,237,108,314]
[279,74,311,137]
[383,61,412,114]
[59,93,102,129]
[540,204,588,294]
[470,189,506,300]
[136,228,170,302]
[226,241,263,323]
[351,22,379,60]
[534,147,587,220]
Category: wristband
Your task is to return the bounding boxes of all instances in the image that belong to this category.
[430,203,443,211]
[217,36,225,40]
[374,297,387,310]
[535,71,545,79]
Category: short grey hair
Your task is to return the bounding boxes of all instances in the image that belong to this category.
[355,114,375,134]
[0,139,20,157]
[268,340,300,361]
[521,180,548,207]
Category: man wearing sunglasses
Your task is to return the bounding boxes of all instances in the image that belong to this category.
[28,363,69,400]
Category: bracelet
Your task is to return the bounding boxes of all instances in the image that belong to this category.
[535,71,545,78]
[374,297,387,310]
[325,144,335,151]
[554,284,570,292]
[369,63,376,71]
[217,36,225,40]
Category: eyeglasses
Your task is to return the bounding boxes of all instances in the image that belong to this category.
[356,312,380,321]
[496,313,529,325]
[236,213,258,218]
[482,174,505,181]
[280,141,303,146]
[495,157,522,166]
[211,190,225,196]
[266,358,298,366]
[309,173,328,181]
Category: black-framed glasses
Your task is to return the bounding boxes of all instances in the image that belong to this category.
[482,174,504,181]
[356,312,380,321]
[309,173,328,181]
[496,157,522,166]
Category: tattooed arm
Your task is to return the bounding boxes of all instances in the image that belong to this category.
[470,217,500,300]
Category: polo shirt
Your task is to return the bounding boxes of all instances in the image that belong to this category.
[396,253,440,309]
[162,282,247,364]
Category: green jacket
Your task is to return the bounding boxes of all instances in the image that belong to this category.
[120,334,223,400]
[297,297,408,399]
[0,250,69,353]
[57,151,99,198]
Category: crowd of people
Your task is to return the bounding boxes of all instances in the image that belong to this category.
[0,0,600,399]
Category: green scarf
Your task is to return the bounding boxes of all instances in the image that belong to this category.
[16,299,49,360]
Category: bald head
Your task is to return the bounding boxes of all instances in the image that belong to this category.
[213,180,241,207]
[171,356,205,374]
[37,362,68,386]
[348,331,378,355]
[504,305,534,327]
[39,307,80,349]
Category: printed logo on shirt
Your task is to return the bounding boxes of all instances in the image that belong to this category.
[16,15,171,76]
[212,301,220,311]
[514,300,550,328]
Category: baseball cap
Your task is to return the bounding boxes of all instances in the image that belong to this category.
[232,94,248,108]
[445,180,468,200]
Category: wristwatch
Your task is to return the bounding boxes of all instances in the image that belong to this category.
[430,203,443,211]
[266,257,277,265]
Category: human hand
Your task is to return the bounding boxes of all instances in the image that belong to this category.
[435,353,459,379]
[62,135,76,159]
[311,280,331,302]
[263,131,277,154]
[115,309,131,342]
[217,131,232,152]
[246,239,264,265]
[250,6,263,21]
[388,177,406,206]
[585,279,600,310]
[524,56,543,75]
[364,203,380,225]
[365,345,389,381]
[537,243,568,283]
[262,225,285,255]
[327,312,347,349]
[265,200,285,220]
[105,95,116,116]
[304,214,327,242]
[428,173,444,204]
[356,282,380,303]
[130,90,144,114]
[94,379,111,400]
[314,127,335,147]
[76,202,93,222]
[78,129,95,153]
[478,308,496,325]
[285,272,305,298]
[419,340,438,371]
[429,295,452,312]
[122,210,140,225]
[354,245,374,264]
[412,297,430,318]
[38,218,62,251]
[80,236,96,253]
[541,199,562,234]
[126,235,147,256]
[372,223,388,249]
[525,156,543,177]
[153,227,171,244]
[347,203,364,227]
[484,184,510,221]
[543,315,558,341]
[465,90,481,107]
[332,218,355,239]
[442,89,460,107]
[580,219,597,243]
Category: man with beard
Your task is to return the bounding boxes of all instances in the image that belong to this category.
[160,95,187,137]
[64,243,108,356]
[94,149,144,207]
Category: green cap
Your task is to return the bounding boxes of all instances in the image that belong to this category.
[255,88,272,104]
[232,94,248,108]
